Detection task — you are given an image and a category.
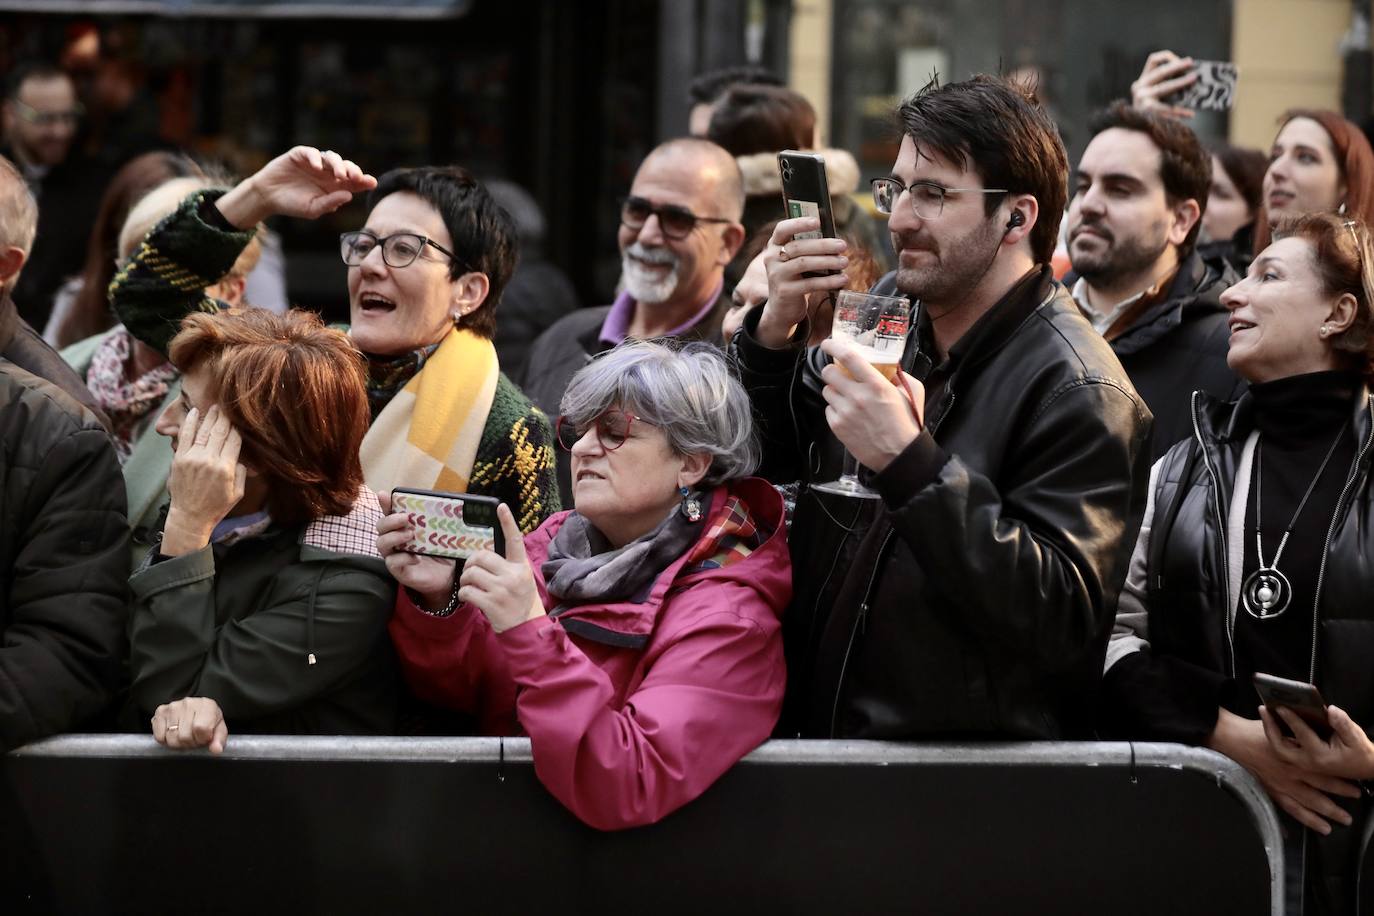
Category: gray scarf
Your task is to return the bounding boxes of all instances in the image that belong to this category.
[541,494,711,609]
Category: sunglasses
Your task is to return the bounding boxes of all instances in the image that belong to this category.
[620,196,733,240]
[555,408,642,452]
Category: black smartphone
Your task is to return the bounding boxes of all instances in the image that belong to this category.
[778,150,839,278]
[1252,673,1332,740]
[390,488,505,561]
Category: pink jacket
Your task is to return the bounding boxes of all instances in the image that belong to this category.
[388,478,790,830]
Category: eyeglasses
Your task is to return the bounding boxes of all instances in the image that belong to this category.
[11,99,83,128]
[871,177,1009,221]
[339,230,463,270]
[555,408,642,452]
[620,196,733,240]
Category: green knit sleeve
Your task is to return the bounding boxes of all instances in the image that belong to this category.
[110,189,256,357]
[470,375,562,533]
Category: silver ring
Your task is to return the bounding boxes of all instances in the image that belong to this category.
[778,246,789,262]
[166,724,180,732]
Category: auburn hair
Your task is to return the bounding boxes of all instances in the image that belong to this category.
[1254,109,1374,251]
[168,308,370,526]
[1277,211,1374,383]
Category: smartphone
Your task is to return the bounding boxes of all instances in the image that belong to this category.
[1165,59,1239,112]
[778,150,839,278]
[390,488,504,561]
[1252,673,1332,740]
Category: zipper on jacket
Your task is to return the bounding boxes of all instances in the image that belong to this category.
[1191,390,1235,676]
[1308,395,1374,681]
[829,530,894,737]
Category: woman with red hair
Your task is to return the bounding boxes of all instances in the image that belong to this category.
[132,308,398,752]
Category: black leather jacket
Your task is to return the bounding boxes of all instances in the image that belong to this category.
[732,265,1152,739]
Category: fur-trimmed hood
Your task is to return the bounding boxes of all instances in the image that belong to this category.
[736,148,861,199]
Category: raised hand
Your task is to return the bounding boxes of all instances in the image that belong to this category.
[1130,50,1199,120]
[216,146,377,229]
[161,405,248,556]
[756,216,850,349]
[818,335,925,474]
[457,503,546,633]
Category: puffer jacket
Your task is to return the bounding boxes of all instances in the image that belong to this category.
[732,265,1152,740]
[1103,387,1374,913]
[128,487,399,735]
[388,478,790,830]
[0,360,128,751]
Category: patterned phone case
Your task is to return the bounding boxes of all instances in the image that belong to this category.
[391,489,500,560]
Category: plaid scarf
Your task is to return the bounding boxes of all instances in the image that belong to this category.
[365,342,442,421]
[85,327,178,463]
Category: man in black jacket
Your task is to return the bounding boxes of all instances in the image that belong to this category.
[1068,102,1243,460]
[732,75,1151,740]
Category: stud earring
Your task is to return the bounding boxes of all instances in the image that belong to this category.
[679,485,702,522]
[1321,325,1331,336]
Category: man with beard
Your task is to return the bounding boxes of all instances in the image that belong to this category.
[521,138,744,493]
[730,75,1151,740]
[1,63,111,330]
[1068,102,1241,459]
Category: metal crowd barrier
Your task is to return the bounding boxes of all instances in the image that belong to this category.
[3,738,1283,915]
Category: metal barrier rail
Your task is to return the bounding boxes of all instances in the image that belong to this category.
[4,737,1283,915]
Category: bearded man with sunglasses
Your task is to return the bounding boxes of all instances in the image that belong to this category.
[731,75,1153,741]
[521,138,745,494]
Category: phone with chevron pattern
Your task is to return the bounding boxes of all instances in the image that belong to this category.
[391,488,505,560]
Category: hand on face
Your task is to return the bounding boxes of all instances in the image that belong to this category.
[151,697,229,754]
[457,503,545,634]
[163,405,248,555]
[218,146,377,229]
[375,490,459,611]
[756,217,849,348]
[818,336,924,474]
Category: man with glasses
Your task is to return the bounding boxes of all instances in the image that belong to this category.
[1,62,108,330]
[521,137,745,494]
[731,75,1151,741]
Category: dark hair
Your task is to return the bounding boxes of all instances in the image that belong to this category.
[706,84,816,157]
[1210,143,1268,216]
[368,166,517,339]
[687,65,784,106]
[5,62,70,100]
[896,74,1068,263]
[1254,109,1374,252]
[52,151,202,348]
[1087,102,1211,254]
[169,308,371,526]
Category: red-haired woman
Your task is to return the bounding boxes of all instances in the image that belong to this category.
[132,308,397,751]
[1104,213,1374,911]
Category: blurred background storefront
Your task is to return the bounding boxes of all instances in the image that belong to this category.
[2,0,1371,311]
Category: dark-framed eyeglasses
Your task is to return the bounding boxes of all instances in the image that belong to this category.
[620,196,733,240]
[871,177,1009,221]
[555,408,642,452]
[339,230,462,269]
[11,99,83,128]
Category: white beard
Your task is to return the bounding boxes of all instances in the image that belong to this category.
[621,244,681,304]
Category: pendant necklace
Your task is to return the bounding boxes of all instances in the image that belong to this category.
[1241,418,1350,620]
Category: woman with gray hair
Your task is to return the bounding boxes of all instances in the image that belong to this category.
[380,339,789,830]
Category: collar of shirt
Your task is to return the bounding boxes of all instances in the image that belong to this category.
[211,510,273,546]
[597,278,725,347]
[1072,276,1151,336]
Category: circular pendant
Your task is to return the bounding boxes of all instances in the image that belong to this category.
[1242,566,1292,619]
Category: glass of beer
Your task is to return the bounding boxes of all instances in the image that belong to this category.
[811,289,913,499]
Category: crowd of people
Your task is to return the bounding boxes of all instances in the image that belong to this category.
[4,48,1374,910]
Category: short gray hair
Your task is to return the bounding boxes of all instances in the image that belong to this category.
[0,155,37,253]
[560,339,759,486]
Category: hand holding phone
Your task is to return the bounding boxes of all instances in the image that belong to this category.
[1253,673,1333,741]
[390,488,505,560]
